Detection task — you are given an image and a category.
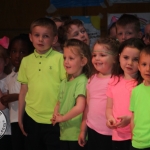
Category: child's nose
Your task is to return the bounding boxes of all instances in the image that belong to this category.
[146,65,150,71]
[127,59,132,65]
[39,36,43,42]
[15,52,20,57]
[122,33,126,40]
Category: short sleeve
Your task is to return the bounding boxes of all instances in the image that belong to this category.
[17,57,28,84]
[4,78,8,92]
[75,79,87,99]
[106,77,115,98]
[129,89,135,112]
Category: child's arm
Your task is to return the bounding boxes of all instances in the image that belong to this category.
[50,101,60,125]
[78,90,89,147]
[0,90,6,110]
[0,94,19,106]
[18,84,28,136]
[106,97,116,129]
[131,112,134,139]
[53,95,86,125]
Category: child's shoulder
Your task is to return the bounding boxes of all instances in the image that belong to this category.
[51,49,63,56]
[133,83,144,91]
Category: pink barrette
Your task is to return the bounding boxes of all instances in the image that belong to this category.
[0,36,9,49]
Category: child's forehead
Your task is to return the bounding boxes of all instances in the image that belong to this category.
[116,23,136,30]
[69,24,83,29]
[32,25,52,30]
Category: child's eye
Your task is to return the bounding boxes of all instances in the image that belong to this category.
[20,51,26,54]
[92,54,96,57]
[123,56,128,60]
[117,32,122,36]
[133,58,138,62]
[73,32,79,37]
[100,54,106,57]
[141,63,146,66]
[80,29,86,34]
[126,32,132,35]
[34,34,39,37]
[43,35,49,38]
[69,57,74,60]
[11,50,16,53]
[63,56,66,60]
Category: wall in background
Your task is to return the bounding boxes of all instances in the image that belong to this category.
[0,0,150,39]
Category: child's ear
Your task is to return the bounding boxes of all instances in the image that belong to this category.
[29,33,33,42]
[52,36,58,45]
[81,57,88,66]
[138,63,141,72]
[138,31,143,39]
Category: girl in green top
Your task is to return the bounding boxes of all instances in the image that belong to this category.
[51,39,94,150]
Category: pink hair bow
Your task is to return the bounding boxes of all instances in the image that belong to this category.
[0,36,9,49]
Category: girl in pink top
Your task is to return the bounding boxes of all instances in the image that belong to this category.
[106,38,145,150]
[78,37,120,150]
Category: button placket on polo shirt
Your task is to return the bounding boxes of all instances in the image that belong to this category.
[38,56,42,72]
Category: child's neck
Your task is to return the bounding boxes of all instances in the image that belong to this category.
[97,72,111,78]
[0,72,6,80]
[68,74,82,81]
[143,80,150,86]
[123,72,137,80]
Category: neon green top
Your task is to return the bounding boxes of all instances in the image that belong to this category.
[18,48,66,124]
[58,74,87,141]
[130,83,150,149]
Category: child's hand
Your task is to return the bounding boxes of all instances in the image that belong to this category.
[18,120,27,136]
[78,131,87,147]
[115,116,131,128]
[106,117,117,129]
[50,114,56,126]
[52,113,64,125]
[0,95,9,106]
[0,90,3,98]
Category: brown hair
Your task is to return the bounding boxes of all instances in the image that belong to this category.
[92,37,120,74]
[64,39,94,79]
[58,19,85,48]
[30,18,57,36]
[112,38,145,85]
[139,45,150,58]
[116,14,141,32]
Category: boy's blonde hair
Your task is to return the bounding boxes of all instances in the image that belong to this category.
[30,18,57,36]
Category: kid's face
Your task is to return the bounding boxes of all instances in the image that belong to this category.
[119,47,140,79]
[67,25,90,45]
[109,26,117,39]
[143,24,150,45]
[92,44,115,76]
[0,58,6,74]
[138,52,150,86]
[116,24,141,43]
[29,26,58,54]
[10,40,29,71]
[63,47,85,78]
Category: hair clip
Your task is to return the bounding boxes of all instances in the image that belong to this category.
[0,36,9,49]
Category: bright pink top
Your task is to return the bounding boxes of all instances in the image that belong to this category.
[106,76,137,141]
[86,74,112,135]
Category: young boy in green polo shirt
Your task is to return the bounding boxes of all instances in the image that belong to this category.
[18,18,66,150]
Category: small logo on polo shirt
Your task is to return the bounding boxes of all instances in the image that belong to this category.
[0,111,7,139]
[49,66,52,69]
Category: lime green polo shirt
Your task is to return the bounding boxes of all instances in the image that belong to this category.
[18,48,66,124]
